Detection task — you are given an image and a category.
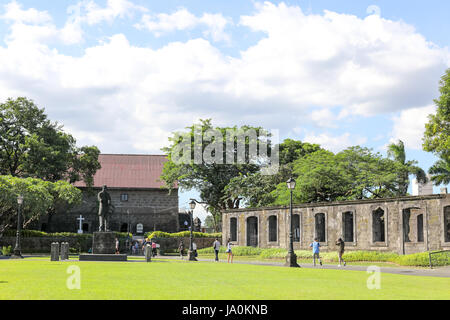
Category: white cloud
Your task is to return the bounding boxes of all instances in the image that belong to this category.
[135,8,232,43]
[390,105,436,150]
[303,132,368,152]
[1,0,52,24]
[83,0,147,25]
[0,1,448,156]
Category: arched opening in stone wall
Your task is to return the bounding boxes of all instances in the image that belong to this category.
[402,208,412,242]
[292,214,300,242]
[372,208,385,242]
[342,211,354,242]
[268,215,277,242]
[417,214,424,243]
[246,216,258,247]
[82,223,89,233]
[445,206,450,242]
[230,217,237,242]
[120,223,128,233]
[315,213,326,242]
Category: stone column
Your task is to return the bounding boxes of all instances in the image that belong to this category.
[50,242,59,261]
[60,242,69,260]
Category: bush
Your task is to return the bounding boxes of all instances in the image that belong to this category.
[145,231,221,239]
[1,246,12,256]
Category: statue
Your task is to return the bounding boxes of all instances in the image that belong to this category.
[193,217,202,232]
[97,185,112,232]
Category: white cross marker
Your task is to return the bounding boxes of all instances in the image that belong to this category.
[77,215,85,234]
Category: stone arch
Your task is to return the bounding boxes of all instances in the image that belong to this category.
[417,214,424,243]
[246,216,258,247]
[315,213,326,242]
[229,217,237,242]
[445,206,450,243]
[372,207,385,242]
[292,213,300,242]
[268,215,277,242]
[342,211,354,242]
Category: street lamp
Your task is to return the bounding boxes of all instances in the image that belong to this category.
[285,178,300,268]
[12,195,24,259]
[188,200,197,261]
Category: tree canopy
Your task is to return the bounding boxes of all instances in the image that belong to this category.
[0,175,82,234]
[423,69,450,185]
[0,97,101,186]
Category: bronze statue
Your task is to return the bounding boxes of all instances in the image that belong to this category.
[97,185,112,232]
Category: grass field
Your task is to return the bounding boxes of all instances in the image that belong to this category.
[0,258,449,300]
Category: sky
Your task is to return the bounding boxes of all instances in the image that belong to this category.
[0,0,449,223]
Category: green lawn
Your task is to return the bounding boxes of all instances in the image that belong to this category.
[0,258,449,300]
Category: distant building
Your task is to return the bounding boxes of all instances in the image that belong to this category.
[412,175,434,196]
[38,154,179,234]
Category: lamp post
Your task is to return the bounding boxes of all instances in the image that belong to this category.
[12,195,24,259]
[285,178,300,268]
[188,200,197,261]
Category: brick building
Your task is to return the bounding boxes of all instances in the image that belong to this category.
[222,193,450,254]
[40,154,179,235]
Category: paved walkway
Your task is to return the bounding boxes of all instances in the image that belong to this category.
[155,255,450,278]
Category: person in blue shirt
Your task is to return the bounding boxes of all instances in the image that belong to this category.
[310,238,322,266]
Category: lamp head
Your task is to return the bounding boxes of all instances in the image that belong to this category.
[189,200,196,210]
[286,178,296,190]
[17,195,24,205]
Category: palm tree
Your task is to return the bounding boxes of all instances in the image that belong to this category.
[428,158,450,186]
[387,140,427,196]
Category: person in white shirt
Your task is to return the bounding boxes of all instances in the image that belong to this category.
[192,242,197,258]
[213,238,221,262]
[226,238,233,263]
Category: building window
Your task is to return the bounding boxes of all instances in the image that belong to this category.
[82,223,89,233]
[372,208,385,242]
[268,215,277,242]
[445,206,450,242]
[120,223,128,233]
[417,214,424,243]
[121,194,128,202]
[402,208,412,242]
[247,217,258,247]
[315,213,326,242]
[292,214,300,242]
[230,217,237,242]
[342,211,354,242]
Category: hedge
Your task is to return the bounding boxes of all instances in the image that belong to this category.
[145,231,222,239]
[1,229,132,239]
[196,246,450,267]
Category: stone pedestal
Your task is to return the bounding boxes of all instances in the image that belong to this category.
[284,253,300,268]
[60,242,69,260]
[50,242,59,261]
[92,232,116,254]
[78,232,127,262]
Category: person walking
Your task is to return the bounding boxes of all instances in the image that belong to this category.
[310,238,322,266]
[152,240,157,257]
[335,237,346,267]
[115,238,120,254]
[226,238,233,263]
[213,238,221,262]
[178,240,185,259]
[192,242,198,258]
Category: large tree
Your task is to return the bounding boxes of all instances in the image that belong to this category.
[0,175,82,234]
[161,119,275,231]
[0,97,101,185]
[387,140,427,196]
[423,69,450,185]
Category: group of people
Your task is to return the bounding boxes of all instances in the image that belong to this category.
[310,237,347,267]
[177,237,234,263]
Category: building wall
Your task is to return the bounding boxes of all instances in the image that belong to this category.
[222,194,450,254]
[38,188,179,234]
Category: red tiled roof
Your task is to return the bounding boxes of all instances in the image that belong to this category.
[73,154,176,189]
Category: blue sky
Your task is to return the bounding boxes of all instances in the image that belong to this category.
[0,0,449,221]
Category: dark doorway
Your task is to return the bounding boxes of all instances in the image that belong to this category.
[417,214,424,242]
[230,217,237,242]
[40,223,47,232]
[402,209,411,242]
[315,213,326,242]
[342,212,354,242]
[120,223,128,233]
[268,216,277,242]
[292,214,300,242]
[445,206,450,242]
[372,208,385,242]
[247,217,258,247]
[82,223,89,233]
